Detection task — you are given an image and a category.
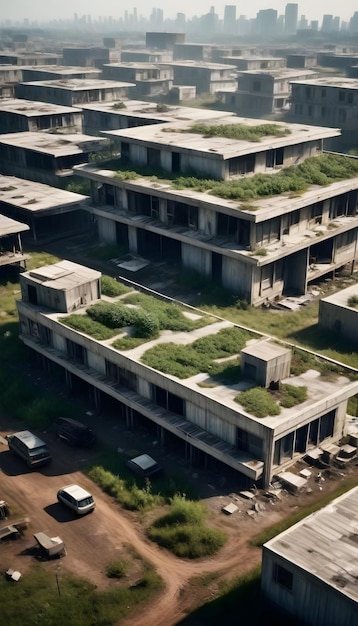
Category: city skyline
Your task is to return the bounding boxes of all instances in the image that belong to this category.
[2,1,357,24]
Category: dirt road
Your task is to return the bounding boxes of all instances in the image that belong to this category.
[1,424,357,626]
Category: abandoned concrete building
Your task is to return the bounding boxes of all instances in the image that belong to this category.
[0,213,29,269]
[0,99,83,134]
[173,43,217,62]
[102,63,173,98]
[16,260,358,488]
[219,68,318,117]
[289,77,358,152]
[120,49,173,64]
[145,32,185,50]
[21,66,102,82]
[0,52,63,66]
[318,284,358,346]
[0,132,109,186]
[0,175,89,241]
[163,61,237,95]
[261,487,358,626]
[81,99,234,136]
[15,79,135,108]
[62,47,113,68]
[220,56,286,71]
[70,115,358,306]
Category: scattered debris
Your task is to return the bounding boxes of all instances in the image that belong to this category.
[5,568,21,582]
[239,490,256,500]
[222,503,238,515]
[299,468,312,479]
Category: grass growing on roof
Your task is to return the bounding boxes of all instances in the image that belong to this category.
[101,275,131,297]
[141,327,251,378]
[235,387,281,417]
[59,313,120,340]
[164,122,291,141]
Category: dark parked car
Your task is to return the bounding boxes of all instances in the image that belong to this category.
[126,454,162,479]
[52,418,96,448]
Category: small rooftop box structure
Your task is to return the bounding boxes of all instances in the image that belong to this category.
[241,340,292,388]
[19,260,101,313]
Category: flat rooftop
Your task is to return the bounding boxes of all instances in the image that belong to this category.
[290,76,358,89]
[239,68,318,79]
[22,65,102,76]
[0,175,88,213]
[164,61,237,70]
[264,486,358,602]
[0,98,82,117]
[18,79,135,91]
[26,260,100,290]
[0,213,29,236]
[103,116,340,159]
[81,99,234,123]
[320,283,358,309]
[0,132,108,157]
[103,62,169,71]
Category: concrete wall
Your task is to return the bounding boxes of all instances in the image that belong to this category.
[261,549,358,626]
[319,298,358,345]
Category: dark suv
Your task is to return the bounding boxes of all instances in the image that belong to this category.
[52,418,96,448]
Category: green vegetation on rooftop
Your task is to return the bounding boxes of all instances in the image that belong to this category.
[234,383,307,417]
[113,153,358,203]
[347,294,358,308]
[163,122,291,141]
[141,327,252,379]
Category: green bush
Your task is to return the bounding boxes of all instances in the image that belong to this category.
[280,384,308,408]
[88,466,163,511]
[135,312,160,338]
[147,496,226,559]
[235,387,281,417]
[172,122,291,142]
[101,275,131,297]
[106,561,127,579]
[87,302,138,329]
[59,314,118,340]
[347,294,358,308]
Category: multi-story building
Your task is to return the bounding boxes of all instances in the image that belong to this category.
[0,99,82,134]
[120,49,173,63]
[219,56,286,71]
[0,52,63,66]
[21,66,102,82]
[15,79,135,108]
[219,68,317,116]
[102,63,173,98]
[71,115,358,307]
[16,260,358,489]
[163,61,237,95]
[0,214,29,269]
[290,77,358,151]
[0,132,109,186]
[0,175,89,241]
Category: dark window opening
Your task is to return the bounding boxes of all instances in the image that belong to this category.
[128,191,151,217]
[273,563,293,591]
[27,284,38,305]
[266,147,284,168]
[211,251,222,281]
[66,339,87,366]
[121,142,130,160]
[152,385,185,416]
[228,154,255,176]
[105,360,137,391]
[172,151,181,173]
[147,147,161,169]
[166,201,198,229]
[319,410,335,441]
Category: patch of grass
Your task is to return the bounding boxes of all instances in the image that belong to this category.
[84,244,128,261]
[106,560,127,579]
[164,122,291,142]
[112,336,148,350]
[0,563,162,626]
[59,314,119,340]
[147,495,227,559]
[250,248,268,257]
[235,387,281,417]
[210,358,242,384]
[348,394,358,416]
[279,384,308,408]
[88,465,164,511]
[141,327,251,379]
[64,178,91,195]
[101,275,131,297]
[27,251,61,270]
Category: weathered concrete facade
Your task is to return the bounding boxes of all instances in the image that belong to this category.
[0,99,83,134]
[15,79,135,107]
[16,262,358,488]
[319,284,358,345]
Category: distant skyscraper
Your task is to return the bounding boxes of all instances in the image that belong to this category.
[284,3,298,35]
[321,14,333,32]
[224,5,237,35]
[256,9,278,35]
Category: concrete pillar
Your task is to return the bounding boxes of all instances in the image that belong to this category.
[65,370,72,391]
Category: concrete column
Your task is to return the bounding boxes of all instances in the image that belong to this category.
[65,370,72,391]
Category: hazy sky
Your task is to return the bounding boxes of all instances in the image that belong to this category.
[2,1,357,23]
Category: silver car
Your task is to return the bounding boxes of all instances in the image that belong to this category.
[57,484,95,515]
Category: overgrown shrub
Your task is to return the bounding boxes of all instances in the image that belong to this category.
[101,275,131,298]
[88,466,163,511]
[280,384,308,408]
[347,295,358,308]
[147,495,226,559]
[235,387,281,417]
[168,122,291,142]
[59,314,117,340]
[135,312,160,338]
[106,560,127,579]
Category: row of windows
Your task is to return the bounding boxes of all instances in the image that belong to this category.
[301,86,355,104]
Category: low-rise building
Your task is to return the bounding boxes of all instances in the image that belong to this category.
[164,61,237,95]
[145,32,185,49]
[290,77,358,151]
[0,132,109,186]
[0,175,89,241]
[319,284,358,346]
[81,99,234,136]
[21,66,102,82]
[0,65,24,85]
[261,487,358,626]
[16,260,358,488]
[0,99,82,134]
[120,49,173,63]
[173,43,216,62]
[0,52,62,66]
[286,53,318,68]
[62,47,111,68]
[0,213,29,269]
[102,63,173,98]
[220,56,286,71]
[15,79,135,107]
[219,68,318,117]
